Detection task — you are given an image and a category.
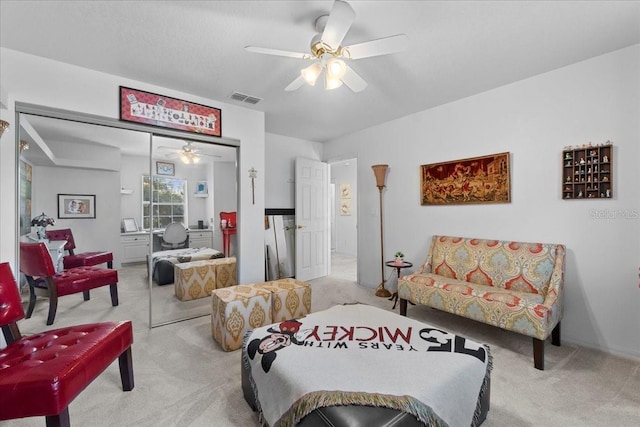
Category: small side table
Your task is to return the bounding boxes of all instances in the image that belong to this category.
[221,226,237,257]
[46,240,67,272]
[385,260,413,309]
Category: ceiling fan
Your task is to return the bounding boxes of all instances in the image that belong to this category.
[245,0,408,92]
[157,141,221,164]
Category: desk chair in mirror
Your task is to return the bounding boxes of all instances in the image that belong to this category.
[161,222,188,250]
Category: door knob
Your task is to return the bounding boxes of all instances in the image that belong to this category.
[297,225,303,229]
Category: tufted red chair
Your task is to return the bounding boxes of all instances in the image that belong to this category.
[20,242,120,325]
[0,262,134,426]
[45,228,113,269]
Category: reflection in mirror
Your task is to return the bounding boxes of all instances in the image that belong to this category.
[149,136,238,326]
[264,209,296,280]
[17,112,238,328]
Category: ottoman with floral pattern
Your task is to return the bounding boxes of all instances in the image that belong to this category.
[211,285,272,351]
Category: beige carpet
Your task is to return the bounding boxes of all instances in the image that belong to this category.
[7,266,640,427]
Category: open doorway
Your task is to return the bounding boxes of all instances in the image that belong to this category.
[329,158,358,282]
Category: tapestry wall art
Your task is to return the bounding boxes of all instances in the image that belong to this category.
[420,152,511,205]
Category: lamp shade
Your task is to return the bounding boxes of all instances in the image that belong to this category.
[372,164,389,188]
[325,74,343,91]
[301,62,323,86]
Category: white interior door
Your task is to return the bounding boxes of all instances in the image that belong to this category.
[295,157,329,281]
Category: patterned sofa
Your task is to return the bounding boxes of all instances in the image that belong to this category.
[398,235,565,370]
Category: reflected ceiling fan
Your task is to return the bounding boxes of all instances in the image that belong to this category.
[157,141,221,164]
[245,0,408,92]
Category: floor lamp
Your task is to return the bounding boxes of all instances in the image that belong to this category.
[372,164,391,297]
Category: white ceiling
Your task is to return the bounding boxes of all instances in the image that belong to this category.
[2,1,640,143]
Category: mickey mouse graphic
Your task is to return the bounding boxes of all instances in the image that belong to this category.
[247,319,310,373]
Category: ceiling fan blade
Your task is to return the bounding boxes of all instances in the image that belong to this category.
[245,46,309,59]
[341,65,367,93]
[343,34,408,59]
[322,0,356,50]
[285,75,306,92]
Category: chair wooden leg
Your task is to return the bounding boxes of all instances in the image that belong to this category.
[118,347,135,391]
[45,407,70,427]
[82,290,90,301]
[399,298,408,316]
[107,260,113,269]
[551,322,561,346]
[26,284,37,319]
[110,283,119,306]
[46,293,59,326]
[533,338,545,370]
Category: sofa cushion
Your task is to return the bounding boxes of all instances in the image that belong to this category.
[399,272,553,339]
[429,236,557,294]
[403,273,544,306]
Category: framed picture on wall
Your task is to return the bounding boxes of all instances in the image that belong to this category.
[156,161,175,176]
[195,181,208,195]
[119,86,222,137]
[57,194,96,219]
[420,152,511,205]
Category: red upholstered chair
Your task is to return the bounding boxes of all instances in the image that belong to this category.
[0,262,134,427]
[46,228,113,269]
[20,242,119,325]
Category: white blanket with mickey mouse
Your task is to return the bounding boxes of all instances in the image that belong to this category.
[244,303,491,427]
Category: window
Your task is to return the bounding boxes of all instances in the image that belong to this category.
[142,176,187,229]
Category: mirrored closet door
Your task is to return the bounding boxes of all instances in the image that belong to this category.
[17,107,238,328]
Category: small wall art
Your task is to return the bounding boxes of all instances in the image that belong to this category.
[156,161,175,176]
[58,194,96,219]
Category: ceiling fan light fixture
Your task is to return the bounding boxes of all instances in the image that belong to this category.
[326,57,346,79]
[301,62,323,86]
[325,74,343,91]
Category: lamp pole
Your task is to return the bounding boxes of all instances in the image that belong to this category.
[372,164,391,297]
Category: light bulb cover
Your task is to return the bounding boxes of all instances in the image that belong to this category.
[326,57,346,79]
[325,74,343,91]
[301,62,323,86]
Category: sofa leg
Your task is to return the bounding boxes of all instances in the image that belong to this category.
[399,298,408,316]
[83,290,90,301]
[118,347,135,391]
[110,284,119,306]
[551,322,561,346]
[533,338,545,370]
[46,407,70,427]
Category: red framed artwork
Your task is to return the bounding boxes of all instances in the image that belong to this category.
[421,152,511,205]
[119,86,221,137]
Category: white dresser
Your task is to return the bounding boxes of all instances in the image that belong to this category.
[120,229,213,264]
[120,232,150,264]
[187,229,213,248]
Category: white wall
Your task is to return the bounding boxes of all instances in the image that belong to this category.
[323,45,640,359]
[331,160,358,256]
[0,48,265,283]
[265,133,322,209]
[30,165,121,263]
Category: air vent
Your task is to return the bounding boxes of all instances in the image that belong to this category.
[230,92,262,105]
